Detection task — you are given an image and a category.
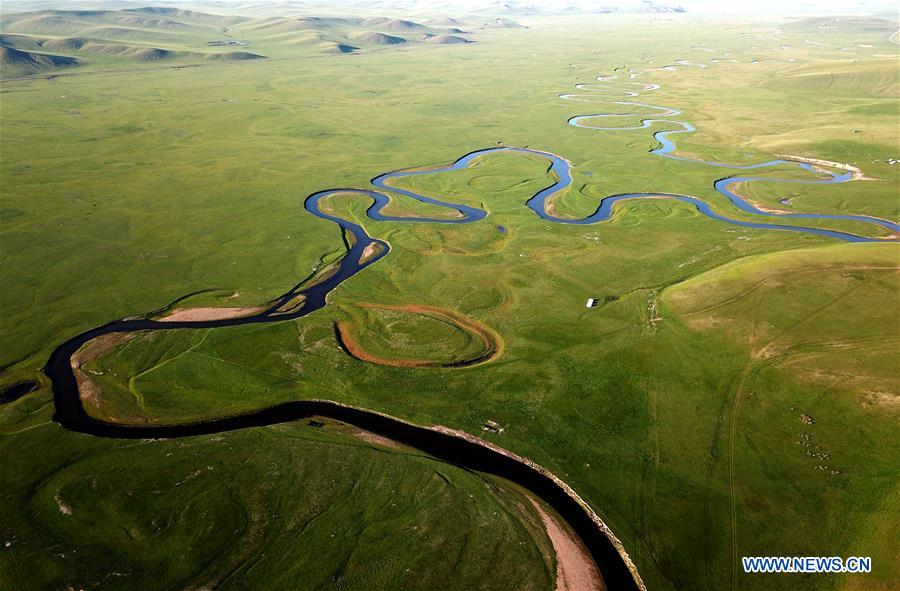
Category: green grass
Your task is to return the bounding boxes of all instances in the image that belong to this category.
[662,243,900,590]
[2,10,899,591]
[0,418,555,590]
[336,304,491,366]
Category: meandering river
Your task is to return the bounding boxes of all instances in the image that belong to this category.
[38,69,900,591]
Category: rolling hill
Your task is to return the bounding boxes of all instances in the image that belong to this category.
[353,31,407,45]
[0,44,78,74]
[0,8,477,78]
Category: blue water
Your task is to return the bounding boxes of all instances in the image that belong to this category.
[559,75,898,240]
[307,143,896,243]
[304,72,896,246]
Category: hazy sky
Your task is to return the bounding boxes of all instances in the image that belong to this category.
[675,0,895,12]
[2,0,897,15]
[520,0,898,14]
[341,0,899,16]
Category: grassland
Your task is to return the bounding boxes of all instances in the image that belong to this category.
[1,8,899,591]
[0,418,557,590]
[335,303,502,368]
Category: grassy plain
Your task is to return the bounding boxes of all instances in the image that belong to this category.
[1,9,899,591]
[335,303,501,367]
[0,418,556,590]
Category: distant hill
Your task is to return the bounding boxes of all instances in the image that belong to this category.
[205,51,266,60]
[381,19,426,32]
[362,17,391,27]
[0,5,481,70]
[423,34,470,44]
[317,42,358,54]
[637,5,686,13]
[0,28,268,76]
[0,33,44,50]
[283,31,328,46]
[114,16,187,30]
[39,36,89,51]
[27,40,196,61]
[120,7,249,25]
[0,7,246,37]
[482,18,526,28]
[115,46,177,60]
[79,26,162,41]
[121,7,197,18]
[0,45,78,73]
[463,0,685,15]
[2,14,88,35]
[244,16,363,34]
[294,16,360,28]
[353,32,407,45]
[429,17,461,27]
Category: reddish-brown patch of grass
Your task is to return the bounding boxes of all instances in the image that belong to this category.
[335,303,503,368]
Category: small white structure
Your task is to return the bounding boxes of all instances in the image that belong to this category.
[586,298,596,308]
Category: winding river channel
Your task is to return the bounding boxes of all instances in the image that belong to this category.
[37,69,900,591]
